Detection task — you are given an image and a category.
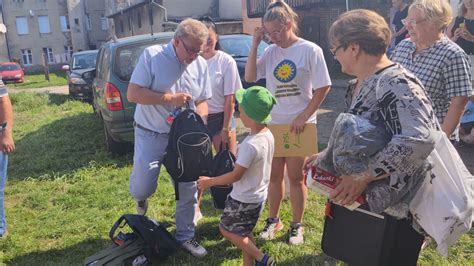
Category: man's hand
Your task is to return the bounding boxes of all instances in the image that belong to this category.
[197,176,212,190]
[0,134,14,154]
[304,153,319,170]
[330,175,369,206]
[171,93,192,107]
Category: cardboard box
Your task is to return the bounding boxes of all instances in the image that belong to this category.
[268,124,318,157]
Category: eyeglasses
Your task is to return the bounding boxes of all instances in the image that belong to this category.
[180,37,202,56]
[401,18,427,27]
[263,25,286,38]
[330,45,343,59]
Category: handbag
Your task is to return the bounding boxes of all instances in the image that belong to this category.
[409,129,474,257]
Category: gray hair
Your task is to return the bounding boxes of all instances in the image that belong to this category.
[174,18,209,42]
[409,0,452,31]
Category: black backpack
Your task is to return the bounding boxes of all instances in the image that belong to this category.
[162,104,213,200]
[209,144,235,209]
[84,214,178,265]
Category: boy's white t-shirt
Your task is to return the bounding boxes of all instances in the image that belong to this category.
[206,50,242,114]
[256,38,332,124]
[231,129,274,203]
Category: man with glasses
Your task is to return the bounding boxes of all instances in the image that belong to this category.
[0,79,14,238]
[126,18,211,257]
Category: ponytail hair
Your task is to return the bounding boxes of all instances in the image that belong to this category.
[263,0,299,35]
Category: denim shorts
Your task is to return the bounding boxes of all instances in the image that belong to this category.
[219,196,263,236]
[207,112,236,137]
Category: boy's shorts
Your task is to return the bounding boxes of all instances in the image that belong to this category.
[219,196,264,236]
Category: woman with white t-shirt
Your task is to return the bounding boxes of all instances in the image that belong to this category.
[245,0,331,245]
[195,17,242,222]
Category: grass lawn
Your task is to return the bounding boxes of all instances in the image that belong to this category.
[1,92,473,265]
[7,71,67,89]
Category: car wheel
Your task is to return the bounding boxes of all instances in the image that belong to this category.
[103,124,131,155]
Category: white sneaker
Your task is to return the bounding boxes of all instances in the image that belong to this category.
[289,224,304,245]
[136,200,148,215]
[259,218,284,240]
[181,239,207,257]
[194,210,203,224]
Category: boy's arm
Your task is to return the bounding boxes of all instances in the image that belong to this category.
[197,164,247,190]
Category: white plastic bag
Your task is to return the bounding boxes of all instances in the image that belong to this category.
[410,130,474,257]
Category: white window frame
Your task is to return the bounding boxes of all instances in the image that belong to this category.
[16,16,29,35]
[100,15,108,31]
[64,45,73,60]
[21,49,33,65]
[38,15,51,34]
[60,15,70,32]
[44,47,54,64]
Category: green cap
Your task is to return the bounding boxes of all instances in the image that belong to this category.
[235,86,277,124]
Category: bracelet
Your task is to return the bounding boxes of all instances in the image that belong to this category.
[222,127,230,132]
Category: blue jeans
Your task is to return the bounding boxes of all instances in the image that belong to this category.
[0,152,8,236]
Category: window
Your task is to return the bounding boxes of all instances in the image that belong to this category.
[60,16,70,32]
[100,14,108,30]
[64,45,73,62]
[120,20,124,33]
[115,42,157,81]
[38,15,51,34]
[16,16,28,35]
[74,18,79,26]
[43,47,54,64]
[21,49,33,65]
[86,14,91,31]
[137,12,142,28]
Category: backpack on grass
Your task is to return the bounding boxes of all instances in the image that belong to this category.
[163,104,213,200]
[84,214,178,266]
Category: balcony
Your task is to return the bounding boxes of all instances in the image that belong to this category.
[246,0,347,18]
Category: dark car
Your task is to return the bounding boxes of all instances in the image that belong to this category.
[218,34,268,89]
[62,50,98,101]
[0,62,24,83]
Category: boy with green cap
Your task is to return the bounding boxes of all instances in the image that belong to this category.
[197,86,276,266]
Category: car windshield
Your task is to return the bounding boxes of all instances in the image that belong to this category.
[114,42,154,81]
[72,53,97,70]
[219,36,268,58]
[0,64,21,71]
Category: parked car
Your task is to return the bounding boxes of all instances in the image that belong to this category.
[62,50,98,102]
[82,33,175,154]
[82,33,268,154]
[218,34,268,89]
[0,62,24,83]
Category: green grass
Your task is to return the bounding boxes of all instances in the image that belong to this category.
[1,92,473,265]
[8,71,67,89]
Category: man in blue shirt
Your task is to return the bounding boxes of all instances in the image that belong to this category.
[0,79,14,237]
[127,18,212,257]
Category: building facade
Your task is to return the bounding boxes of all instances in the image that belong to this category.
[1,0,108,71]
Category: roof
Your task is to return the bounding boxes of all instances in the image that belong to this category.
[106,32,175,46]
[108,2,148,18]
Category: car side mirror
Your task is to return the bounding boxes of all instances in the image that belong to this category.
[82,69,96,84]
[61,65,70,71]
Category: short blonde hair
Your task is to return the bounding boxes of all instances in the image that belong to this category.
[409,0,452,31]
[175,18,209,42]
[329,9,391,56]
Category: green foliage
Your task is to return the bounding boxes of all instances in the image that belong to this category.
[7,71,67,89]
[1,93,472,265]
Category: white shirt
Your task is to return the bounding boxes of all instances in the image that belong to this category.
[256,38,332,124]
[231,129,274,203]
[130,41,212,133]
[206,50,242,114]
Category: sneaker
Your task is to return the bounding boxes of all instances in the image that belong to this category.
[259,218,284,240]
[289,224,304,245]
[194,210,203,224]
[181,238,207,257]
[421,236,433,250]
[136,200,148,216]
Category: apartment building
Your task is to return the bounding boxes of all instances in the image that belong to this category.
[1,0,108,71]
[0,2,9,62]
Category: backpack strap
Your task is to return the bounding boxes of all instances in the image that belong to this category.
[84,237,146,266]
[174,179,180,201]
[109,215,127,244]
